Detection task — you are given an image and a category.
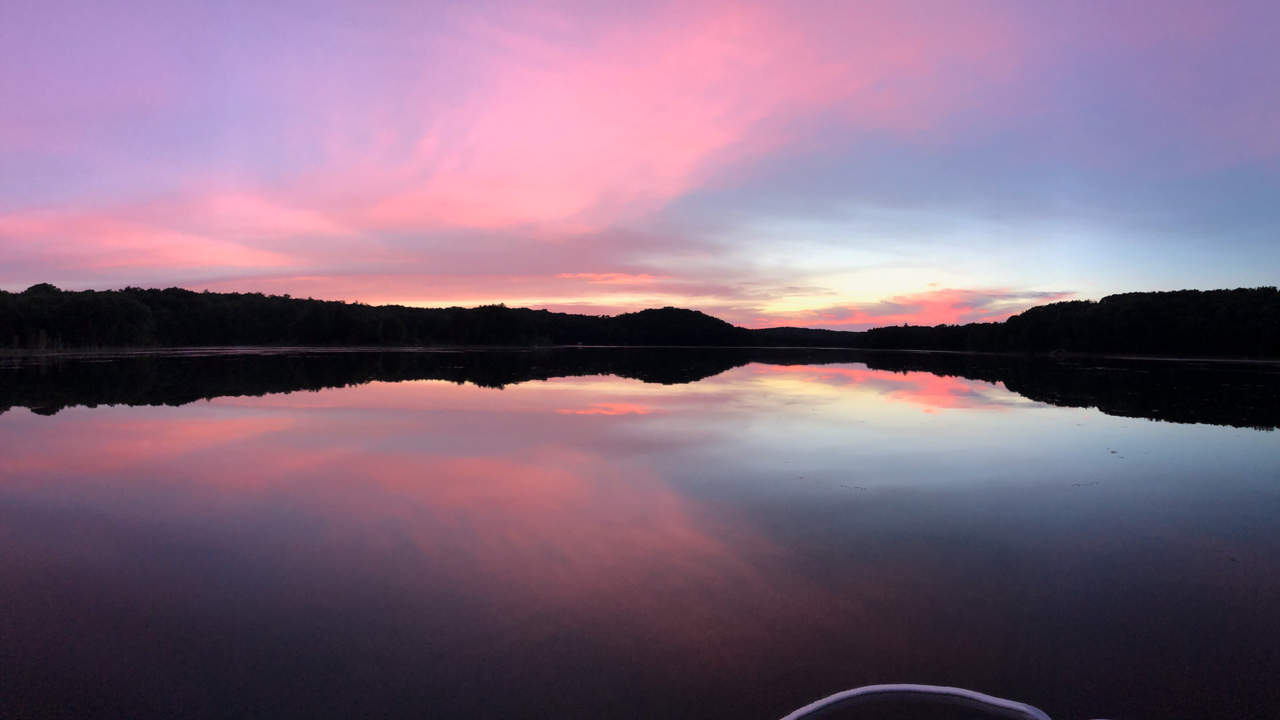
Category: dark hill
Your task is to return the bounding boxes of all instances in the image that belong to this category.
[0,286,755,350]
[609,307,751,346]
[862,287,1279,358]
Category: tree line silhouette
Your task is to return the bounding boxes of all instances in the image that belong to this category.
[859,287,1280,358]
[1,284,1276,358]
[0,284,751,350]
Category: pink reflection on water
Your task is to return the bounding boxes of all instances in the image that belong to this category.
[3,363,1275,718]
[751,364,1021,412]
[0,413,295,476]
[0,378,882,670]
[557,402,657,415]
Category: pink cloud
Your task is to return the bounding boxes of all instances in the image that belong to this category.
[6,1,1273,317]
[283,1,1018,233]
[0,207,295,272]
[183,266,767,311]
[0,0,1023,303]
[556,273,667,285]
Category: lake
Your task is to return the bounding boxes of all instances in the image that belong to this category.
[2,349,1278,719]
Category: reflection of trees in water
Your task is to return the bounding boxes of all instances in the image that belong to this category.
[2,348,1277,430]
[0,348,753,416]
[852,351,1280,432]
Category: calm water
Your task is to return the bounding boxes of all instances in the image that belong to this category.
[2,350,1278,719]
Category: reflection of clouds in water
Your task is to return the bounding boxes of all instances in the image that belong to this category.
[748,364,1029,412]
[2,365,1279,718]
[0,410,295,478]
[0,388,866,670]
[557,403,657,415]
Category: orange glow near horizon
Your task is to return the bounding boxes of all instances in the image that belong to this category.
[747,288,1079,330]
[29,274,1066,330]
[746,363,1026,413]
[558,403,657,415]
[751,364,1021,412]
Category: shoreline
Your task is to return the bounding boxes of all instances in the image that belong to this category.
[2,345,1278,366]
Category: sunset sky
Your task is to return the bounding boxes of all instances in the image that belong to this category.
[2,0,1278,329]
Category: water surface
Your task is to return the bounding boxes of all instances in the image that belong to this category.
[2,350,1278,719]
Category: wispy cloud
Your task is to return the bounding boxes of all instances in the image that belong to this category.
[556,273,667,285]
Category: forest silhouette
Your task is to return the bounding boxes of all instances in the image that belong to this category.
[1,284,1277,359]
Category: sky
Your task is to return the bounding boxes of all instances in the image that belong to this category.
[2,0,1278,329]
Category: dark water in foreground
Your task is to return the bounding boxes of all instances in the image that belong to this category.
[2,349,1278,720]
